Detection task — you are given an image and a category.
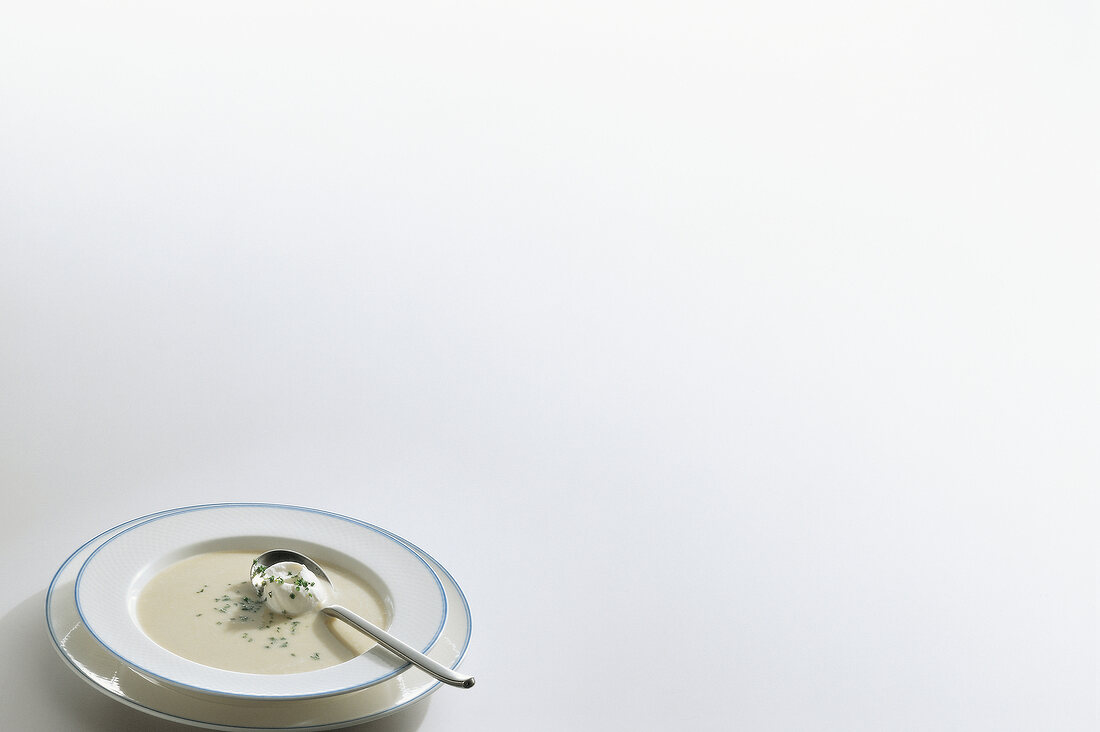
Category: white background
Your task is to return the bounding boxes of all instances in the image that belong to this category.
[1,1,1096,730]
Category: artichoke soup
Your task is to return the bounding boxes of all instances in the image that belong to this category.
[136,550,388,674]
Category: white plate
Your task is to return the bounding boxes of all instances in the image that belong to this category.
[48,504,473,730]
[75,504,447,700]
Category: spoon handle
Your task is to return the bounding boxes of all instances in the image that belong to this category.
[322,605,475,689]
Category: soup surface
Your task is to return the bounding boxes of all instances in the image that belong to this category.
[136,550,387,674]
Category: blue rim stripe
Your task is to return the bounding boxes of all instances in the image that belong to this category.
[71,503,450,701]
[47,502,472,730]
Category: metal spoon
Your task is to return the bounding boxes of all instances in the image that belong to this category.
[251,549,475,689]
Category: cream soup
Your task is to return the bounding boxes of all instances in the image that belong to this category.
[136,550,388,674]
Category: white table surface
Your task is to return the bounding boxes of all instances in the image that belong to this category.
[1,2,1096,730]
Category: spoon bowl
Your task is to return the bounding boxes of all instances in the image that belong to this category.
[253,549,333,584]
[252,549,475,689]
